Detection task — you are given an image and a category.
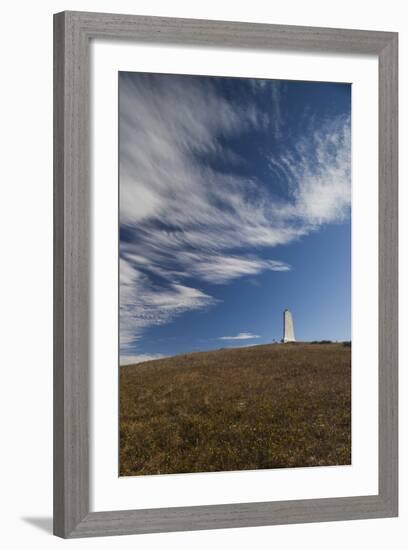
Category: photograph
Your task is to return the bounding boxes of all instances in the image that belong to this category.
[119,71,352,477]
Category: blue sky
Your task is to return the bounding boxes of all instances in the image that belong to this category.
[119,73,351,365]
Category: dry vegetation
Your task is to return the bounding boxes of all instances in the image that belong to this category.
[120,343,351,476]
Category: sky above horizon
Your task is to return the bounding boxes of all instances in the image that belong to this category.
[119,72,351,365]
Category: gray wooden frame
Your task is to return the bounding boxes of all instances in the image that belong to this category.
[54,11,398,538]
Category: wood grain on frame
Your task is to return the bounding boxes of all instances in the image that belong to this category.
[53,11,398,538]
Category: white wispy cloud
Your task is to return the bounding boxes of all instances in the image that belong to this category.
[269,115,351,225]
[119,73,350,355]
[120,258,217,348]
[218,332,261,341]
[249,79,283,137]
[175,253,290,283]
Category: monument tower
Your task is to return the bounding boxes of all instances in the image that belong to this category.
[282,309,296,343]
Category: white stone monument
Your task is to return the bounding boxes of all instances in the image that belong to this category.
[283,309,296,343]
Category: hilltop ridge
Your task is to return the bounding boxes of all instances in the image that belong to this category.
[120,343,351,476]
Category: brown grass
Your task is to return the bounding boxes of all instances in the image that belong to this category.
[120,343,351,476]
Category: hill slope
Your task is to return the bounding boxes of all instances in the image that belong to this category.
[120,343,351,476]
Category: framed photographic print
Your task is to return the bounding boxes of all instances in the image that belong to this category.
[54,11,398,538]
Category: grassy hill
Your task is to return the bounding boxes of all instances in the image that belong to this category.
[120,343,351,476]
